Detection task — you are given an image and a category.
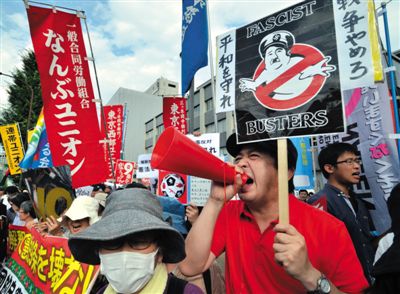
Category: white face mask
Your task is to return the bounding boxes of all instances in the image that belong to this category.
[99,249,158,294]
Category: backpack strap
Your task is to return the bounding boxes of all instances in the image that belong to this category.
[166,274,188,294]
[203,269,212,294]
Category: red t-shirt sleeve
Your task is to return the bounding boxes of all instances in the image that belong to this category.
[210,204,228,258]
[325,221,369,293]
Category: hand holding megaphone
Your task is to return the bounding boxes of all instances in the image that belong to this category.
[151,127,248,185]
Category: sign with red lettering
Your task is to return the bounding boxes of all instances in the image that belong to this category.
[163,97,187,134]
[114,159,135,185]
[102,105,124,179]
[26,6,108,188]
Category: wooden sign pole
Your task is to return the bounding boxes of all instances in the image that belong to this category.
[278,138,289,225]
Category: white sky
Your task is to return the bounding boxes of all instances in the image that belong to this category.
[1,0,399,112]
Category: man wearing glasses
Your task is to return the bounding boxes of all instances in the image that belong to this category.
[308,142,375,285]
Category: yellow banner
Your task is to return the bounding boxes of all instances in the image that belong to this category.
[368,0,384,82]
[0,124,25,175]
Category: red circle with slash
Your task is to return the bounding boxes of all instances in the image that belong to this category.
[253,44,327,111]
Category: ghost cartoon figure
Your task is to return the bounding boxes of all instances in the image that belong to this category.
[239,30,336,108]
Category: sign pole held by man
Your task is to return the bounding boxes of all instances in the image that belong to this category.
[278,138,289,225]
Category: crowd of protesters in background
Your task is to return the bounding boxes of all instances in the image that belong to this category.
[0,139,398,294]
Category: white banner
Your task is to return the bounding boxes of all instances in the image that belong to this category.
[136,154,159,179]
[186,133,220,157]
[333,0,374,90]
[75,185,94,197]
[216,30,236,113]
[188,176,211,206]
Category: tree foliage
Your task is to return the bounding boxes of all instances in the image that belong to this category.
[0,50,43,145]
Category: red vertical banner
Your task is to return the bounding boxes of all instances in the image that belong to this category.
[102,105,124,179]
[114,159,135,185]
[26,6,108,188]
[163,97,187,134]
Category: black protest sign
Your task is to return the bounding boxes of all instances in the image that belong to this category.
[235,0,344,143]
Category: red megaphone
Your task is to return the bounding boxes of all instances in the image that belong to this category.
[151,127,248,184]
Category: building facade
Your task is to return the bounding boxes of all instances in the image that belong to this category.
[145,77,179,96]
[107,87,163,163]
[144,79,235,159]
[106,77,180,163]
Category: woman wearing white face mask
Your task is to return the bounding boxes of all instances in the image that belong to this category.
[68,188,203,294]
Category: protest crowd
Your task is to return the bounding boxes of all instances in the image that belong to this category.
[0,136,399,293]
[1,0,400,293]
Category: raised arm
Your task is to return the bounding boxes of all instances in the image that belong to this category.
[179,170,243,276]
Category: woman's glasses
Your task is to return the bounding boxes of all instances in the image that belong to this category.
[99,232,157,251]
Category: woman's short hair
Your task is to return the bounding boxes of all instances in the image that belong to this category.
[20,200,36,219]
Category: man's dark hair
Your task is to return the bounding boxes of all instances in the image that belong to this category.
[55,197,68,216]
[92,183,106,192]
[387,183,400,235]
[318,143,358,179]
[299,189,308,194]
[5,186,19,196]
[9,192,30,209]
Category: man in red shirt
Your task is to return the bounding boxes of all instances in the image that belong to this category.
[179,134,369,293]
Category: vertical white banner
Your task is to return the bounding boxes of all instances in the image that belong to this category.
[333,0,374,90]
[216,30,236,113]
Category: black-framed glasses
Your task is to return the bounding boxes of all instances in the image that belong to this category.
[99,232,157,251]
[335,158,362,166]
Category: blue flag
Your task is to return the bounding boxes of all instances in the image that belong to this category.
[181,0,208,95]
[19,110,53,169]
